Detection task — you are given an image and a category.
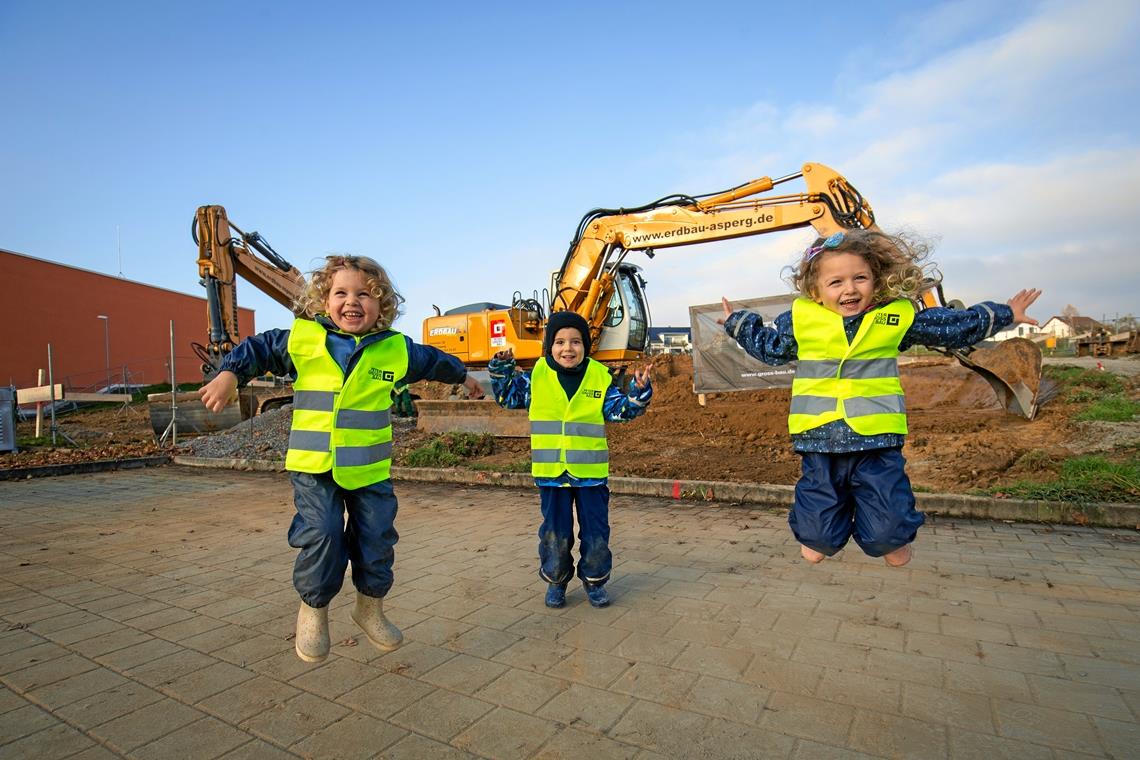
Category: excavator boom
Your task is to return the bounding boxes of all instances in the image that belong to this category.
[193,205,305,375]
[424,161,1043,421]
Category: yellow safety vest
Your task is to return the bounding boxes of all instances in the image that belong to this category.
[529,358,611,479]
[789,298,914,436]
[285,319,409,488]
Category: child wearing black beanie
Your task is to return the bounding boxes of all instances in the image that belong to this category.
[488,311,652,608]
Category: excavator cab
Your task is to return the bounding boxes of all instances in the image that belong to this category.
[594,264,650,356]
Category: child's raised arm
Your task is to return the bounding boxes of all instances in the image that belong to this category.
[1008,288,1042,325]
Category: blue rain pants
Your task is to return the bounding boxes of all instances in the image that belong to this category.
[790,448,924,558]
[538,484,612,587]
[288,471,399,608]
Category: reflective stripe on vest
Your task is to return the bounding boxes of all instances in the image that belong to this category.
[789,298,914,436]
[285,319,409,488]
[529,359,611,478]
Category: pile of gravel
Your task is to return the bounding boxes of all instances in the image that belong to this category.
[179,406,294,460]
[179,406,419,461]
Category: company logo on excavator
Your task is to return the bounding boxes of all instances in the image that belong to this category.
[429,326,459,336]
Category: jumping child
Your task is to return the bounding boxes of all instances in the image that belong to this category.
[720,229,1040,566]
[489,311,652,608]
[199,254,483,662]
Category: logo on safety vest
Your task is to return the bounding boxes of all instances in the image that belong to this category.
[369,368,396,381]
[580,389,602,398]
[874,313,901,326]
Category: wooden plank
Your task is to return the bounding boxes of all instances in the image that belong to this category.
[64,393,132,403]
[16,384,64,404]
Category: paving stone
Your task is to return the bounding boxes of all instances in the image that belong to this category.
[292,711,406,759]
[90,697,205,752]
[389,688,493,742]
[382,731,478,759]
[544,648,632,689]
[197,674,301,724]
[54,682,165,728]
[420,652,509,695]
[0,722,99,760]
[474,667,567,713]
[535,682,633,733]
[530,727,637,758]
[847,708,948,760]
[608,698,712,753]
[453,705,561,757]
[131,715,250,760]
[993,700,1104,754]
[240,691,349,747]
[759,691,853,745]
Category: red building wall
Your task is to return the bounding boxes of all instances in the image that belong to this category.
[1,249,256,389]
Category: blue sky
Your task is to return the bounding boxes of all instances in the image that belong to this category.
[2,0,1137,338]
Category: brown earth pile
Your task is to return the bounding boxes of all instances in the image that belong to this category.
[4,354,1136,497]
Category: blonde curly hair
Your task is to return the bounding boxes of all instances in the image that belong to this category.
[785,229,936,304]
[293,254,404,332]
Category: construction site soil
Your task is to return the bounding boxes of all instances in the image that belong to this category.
[5,355,1138,497]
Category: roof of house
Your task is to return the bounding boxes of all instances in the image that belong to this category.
[1045,315,1105,332]
[648,326,691,341]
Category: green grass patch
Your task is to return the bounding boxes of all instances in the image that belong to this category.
[1042,365,1125,395]
[1075,396,1140,422]
[1041,365,1136,421]
[989,455,1140,503]
[401,432,494,468]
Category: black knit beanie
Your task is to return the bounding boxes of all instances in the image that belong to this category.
[543,311,592,357]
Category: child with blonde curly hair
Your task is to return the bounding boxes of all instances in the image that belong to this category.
[720,229,1040,567]
[200,254,483,662]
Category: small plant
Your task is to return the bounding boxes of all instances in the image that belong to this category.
[1013,448,1057,472]
[401,432,493,468]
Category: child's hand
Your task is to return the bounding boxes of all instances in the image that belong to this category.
[492,349,515,362]
[1007,288,1042,325]
[462,374,485,400]
[632,364,652,389]
[716,297,734,326]
[198,371,238,413]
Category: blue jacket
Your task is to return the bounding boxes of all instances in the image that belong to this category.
[218,315,469,387]
[724,302,1014,453]
[488,355,652,487]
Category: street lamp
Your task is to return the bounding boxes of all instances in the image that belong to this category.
[96,315,110,389]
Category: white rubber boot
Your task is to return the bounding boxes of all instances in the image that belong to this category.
[351,593,403,652]
[295,602,330,663]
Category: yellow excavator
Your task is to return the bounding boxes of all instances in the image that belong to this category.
[423,162,1043,419]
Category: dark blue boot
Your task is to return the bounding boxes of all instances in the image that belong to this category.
[583,582,610,608]
[544,583,567,609]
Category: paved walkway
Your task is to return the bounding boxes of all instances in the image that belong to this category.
[0,468,1137,759]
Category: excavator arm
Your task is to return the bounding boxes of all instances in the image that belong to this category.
[554,162,876,342]
[193,205,306,376]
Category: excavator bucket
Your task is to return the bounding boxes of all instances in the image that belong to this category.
[950,337,1043,419]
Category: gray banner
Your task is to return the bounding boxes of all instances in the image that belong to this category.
[689,296,797,393]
